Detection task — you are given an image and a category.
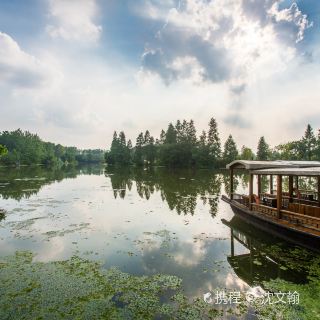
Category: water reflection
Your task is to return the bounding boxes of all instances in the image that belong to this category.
[0,165,104,201]
[222,216,309,286]
[105,167,223,216]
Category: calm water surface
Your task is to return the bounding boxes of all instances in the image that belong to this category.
[0,165,314,302]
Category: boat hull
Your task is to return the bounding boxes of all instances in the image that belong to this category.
[222,195,320,252]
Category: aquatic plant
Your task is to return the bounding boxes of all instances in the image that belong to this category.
[0,251,219,319]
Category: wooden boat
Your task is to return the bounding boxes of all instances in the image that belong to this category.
[222,160,320,251]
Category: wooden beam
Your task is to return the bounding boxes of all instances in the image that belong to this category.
[270,175,273,194]
[289,175,293,203]
[230,167,234,200]
[257,174,261,198]
[249,173,253,210]
[277,175,282,218]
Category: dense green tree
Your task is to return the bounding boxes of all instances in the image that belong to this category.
[144,130,151,145]
[301,124,316,160]
[207,118,221,165]
[175,120,182,142]
[192,130,209,167]
[159,130,166,144]
[257,136,270,160]
[240,146,255,160]
[316,129,320,160]
[273,141,300,160]
[77,149,104,163]
[0,145,8,157]
[119,131,126,147]
[145,136,156,165]
[199,131,207,146]
[159,143,192,167]
[223,135,238,164]
[0,129,104,166]
[105,132,118,165]
[187,120,197,145]
[106,131,131,165]
[133,133,144,166]
[105,119,320,168]
[164,123,177,144]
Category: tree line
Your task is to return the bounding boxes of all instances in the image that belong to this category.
[0,129,105,166]
[105,119,320,168]
[1,122,319,168]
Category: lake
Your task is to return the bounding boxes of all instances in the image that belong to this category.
[0,165,319,319]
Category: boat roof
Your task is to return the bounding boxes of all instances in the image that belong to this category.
[251,167,320,176]
[226,160,320,170]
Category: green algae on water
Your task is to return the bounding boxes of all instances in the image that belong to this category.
[0,251,220,320]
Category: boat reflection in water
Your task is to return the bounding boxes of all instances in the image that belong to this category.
[222,216,308,287]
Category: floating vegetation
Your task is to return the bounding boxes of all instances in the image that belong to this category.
[6,216,47,232]
[0,251,220,320]
[43,223,90,239]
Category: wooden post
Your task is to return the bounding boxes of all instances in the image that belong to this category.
[295,176,299,190]
[257,174,261,199]
[270,175,273,195]
[249,238,253,277]
[289,175,293,203]
[230,167,234,200]
[249,173,253,210]
[277,175,282,219]
[318,176,320,207]
[231,229,234,257]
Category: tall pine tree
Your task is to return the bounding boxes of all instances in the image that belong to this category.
[207,118,221,165]
[301,124,316,160]
[257,136,270,160]
[223,135,238,164]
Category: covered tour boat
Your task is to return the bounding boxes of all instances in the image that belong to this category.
[222,160,320,251]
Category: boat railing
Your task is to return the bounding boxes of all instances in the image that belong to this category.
[251,203,320,230]
[293,198,319,206]
[281,210,320,230]
[288,203,320,218]
[251,203,278,219]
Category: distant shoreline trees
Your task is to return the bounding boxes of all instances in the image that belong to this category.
[1,121,320,169]
[0,130,104,166]
[105,119,320,168]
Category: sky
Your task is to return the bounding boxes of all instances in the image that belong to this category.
[0,0,319,150]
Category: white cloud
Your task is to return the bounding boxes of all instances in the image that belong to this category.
[0,32,57,89]
[139,0,312,90]
[0,1,319,150]
[46,0,102,42]
[268,2,313,43]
